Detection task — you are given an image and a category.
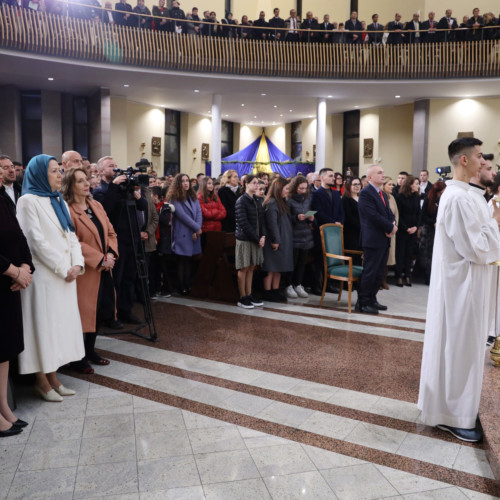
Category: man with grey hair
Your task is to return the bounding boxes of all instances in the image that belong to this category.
[61,150,83,172]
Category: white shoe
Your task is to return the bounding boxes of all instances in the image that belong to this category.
[35,387,63,402]
[294,285,309,298]
[286,285,298,298]
[52,384,76,396]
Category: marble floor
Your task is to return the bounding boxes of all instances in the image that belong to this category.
[2,283,500,499]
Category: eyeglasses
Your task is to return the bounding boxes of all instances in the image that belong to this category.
[351,182,361,186]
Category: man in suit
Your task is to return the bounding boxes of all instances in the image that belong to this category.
[0,155,21,208]
[437,9,458,42]
[285,9,300,42]
[253,11,269,41]
[268,7,285,41]
[114,0,134,27]
[61,150,83,172]
[310,168,345,294]
[419,170,432,199]
[300,11,319,43]
[466,8,483,41]
[345,10,363,44]
[421,11,438,43]
[366,13,383,45]
[356,165,397,314]
[392,171,408,196]
[319,14,335,43]
[387,13,405,44]
[405,13,422,43]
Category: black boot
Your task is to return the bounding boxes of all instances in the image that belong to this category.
[85,332,110,366]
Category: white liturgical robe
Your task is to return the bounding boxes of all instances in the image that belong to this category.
[418,180,500,429]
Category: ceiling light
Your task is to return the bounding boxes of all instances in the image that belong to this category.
[327,95,333,98]
[225,114,229,117]
[395,95,401,98]
[241,103,245,107]
[261,121,264,124]
[48,77,54,81]
[194,89,200,93]
[260,93,267,96]
[123,84,129,87]
[289,109,293,112]
[279,114,283,117]
[254,115,257,119]
[354,106,359,109]
[273,105,277,108]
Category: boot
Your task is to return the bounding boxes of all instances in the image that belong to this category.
[84,332,110,366]
[380,267,389,290]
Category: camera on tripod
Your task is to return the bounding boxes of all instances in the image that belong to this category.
[113,159,151,193]
[435,166,451,181]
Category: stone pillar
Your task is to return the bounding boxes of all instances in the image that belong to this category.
[41,90,62,159]
[0,86,22,161]
[211,94,222,177]
[315,98,326,171]
[412,99,429,176]
[89,87,111,161]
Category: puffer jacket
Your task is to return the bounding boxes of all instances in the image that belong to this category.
[287,194,314,250]
[198,193,227,232]
[235,193,265,243]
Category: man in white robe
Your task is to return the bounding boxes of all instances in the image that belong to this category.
[418,137,500,442]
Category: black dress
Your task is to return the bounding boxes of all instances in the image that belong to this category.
[0,189,34,362]
[218,186,240,232]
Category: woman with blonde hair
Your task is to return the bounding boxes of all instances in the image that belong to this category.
[61,167,119,373]
[382,177,399,289]
[218,169,240,232]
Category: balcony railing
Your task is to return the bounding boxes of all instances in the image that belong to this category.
[1,4,499,79]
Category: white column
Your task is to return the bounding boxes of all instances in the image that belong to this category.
[315,98,326,171]
[211,94,222,178]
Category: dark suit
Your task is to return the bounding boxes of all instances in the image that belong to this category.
[404,20,422,43]
[345,18,363,43]
[268,16,285,40]
[466,15,484,41]
[421,19,438,43]
[300,18,319,42]
[437,16,458,41]
[357,184,395,307]
[387,21,405,44]
[114,1,134,27]
[366,22,384,44]
[319,22,335,43]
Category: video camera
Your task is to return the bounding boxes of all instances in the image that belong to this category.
[113,159,151,193]
[435,166,451,181]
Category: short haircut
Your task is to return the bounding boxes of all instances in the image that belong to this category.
[97,156,114,170]
[13,161,23,167]
[0,154,11,161]
[318,167,333,177]
[372,13,378,20]
[448,137,483,164]
[150,186,162,198]
[483,153,494,161]
[420,169,429,174]
[398,171,409,176]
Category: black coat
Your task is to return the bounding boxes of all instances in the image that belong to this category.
[0,189,34,362]
[218,186,240,232]
[341,195,361,251]
[234,193,265,243]
[287,194,314,250]
[396,193,421,232]
[437,16,459,41]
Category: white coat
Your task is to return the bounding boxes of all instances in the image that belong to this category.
[17,194,85,374]
[418,181,500,429]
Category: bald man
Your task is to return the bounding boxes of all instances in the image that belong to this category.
[356,165,397,314]
[61,150,83,172]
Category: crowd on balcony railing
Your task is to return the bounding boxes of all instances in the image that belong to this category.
[2,0,500,43]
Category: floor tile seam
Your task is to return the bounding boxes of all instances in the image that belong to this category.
[90,351,487,452]
[262,306,426,334]
[160,299,425,341]
[165,296,427,324]
[62,371,500,497]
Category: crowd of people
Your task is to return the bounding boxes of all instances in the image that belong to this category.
[1,138,500,444]
[1,0,500,44]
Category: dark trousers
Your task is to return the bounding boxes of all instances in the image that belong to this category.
[114,241,138,318]
[357,245,389,306]
[291,248,309,287]
[395,233,417,278]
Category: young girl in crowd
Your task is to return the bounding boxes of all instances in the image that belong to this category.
[197,176,227,237]
[286,175,314,298]
[234,175,265,309]
[218,169,240,232]
[262,177,293,302]
[166,173,202,295]
[342,177,362,265]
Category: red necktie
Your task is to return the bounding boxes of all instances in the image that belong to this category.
[379,191,387,206]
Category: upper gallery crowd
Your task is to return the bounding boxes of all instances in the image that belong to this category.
[1,0,500,43]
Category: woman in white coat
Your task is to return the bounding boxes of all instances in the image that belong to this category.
[17,155,85,402]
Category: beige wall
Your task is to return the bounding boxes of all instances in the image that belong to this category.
[427,97,500,174]
[110,97,165,173]
[358,0,425,24]
[304,0,349,20]
[232,0,295,21]
[359,108,380,170]
[330,113,343,171]
[239,124,263,150]
[265,124,289,155]
[377,104,414,181]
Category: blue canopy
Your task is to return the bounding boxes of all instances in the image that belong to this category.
[206,132,314,178]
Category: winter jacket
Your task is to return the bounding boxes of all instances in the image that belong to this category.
[235,193,265,243]
[197,193,227,232]
[287,194,314,250]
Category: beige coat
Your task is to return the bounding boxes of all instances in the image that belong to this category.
[387,193,399,266]
[70,198,118,333]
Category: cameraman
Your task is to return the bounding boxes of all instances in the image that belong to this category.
[93,156,148,324]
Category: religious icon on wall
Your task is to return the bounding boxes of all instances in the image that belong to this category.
[363,138,374,158]
[457,132,474,138]
[201,143,209,161]
[151,137,161,156]
[313,145,316,162]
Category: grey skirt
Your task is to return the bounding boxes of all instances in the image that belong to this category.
[235,239,264,270]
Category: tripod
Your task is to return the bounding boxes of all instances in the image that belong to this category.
[102,192,158,342]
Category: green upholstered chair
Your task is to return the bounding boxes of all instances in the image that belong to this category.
[319,223,363,313]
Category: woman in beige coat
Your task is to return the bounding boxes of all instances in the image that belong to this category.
[382,177,399,289]
[62,167,119,373]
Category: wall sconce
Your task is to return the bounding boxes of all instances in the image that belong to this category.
[192,148,197,159]
[140,141,146,157]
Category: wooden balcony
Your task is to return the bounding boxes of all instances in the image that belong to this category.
[1,4,499,80]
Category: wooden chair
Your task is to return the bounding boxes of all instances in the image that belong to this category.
[319,223,363,313]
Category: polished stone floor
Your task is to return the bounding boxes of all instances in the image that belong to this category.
[2,283,499,499]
